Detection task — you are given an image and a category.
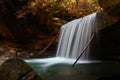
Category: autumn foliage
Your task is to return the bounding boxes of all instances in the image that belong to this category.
[0,0,102,57]
[28,0,101,20]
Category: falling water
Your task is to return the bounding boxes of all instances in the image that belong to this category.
[56,13,97,60]
[25,13,99,67]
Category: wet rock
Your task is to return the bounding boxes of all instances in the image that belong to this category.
[0,58,43,80]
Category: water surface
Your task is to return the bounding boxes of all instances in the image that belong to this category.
[25,57,120,80]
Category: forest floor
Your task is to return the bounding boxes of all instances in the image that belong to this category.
[0,40,56,66]
[0,40,56,59]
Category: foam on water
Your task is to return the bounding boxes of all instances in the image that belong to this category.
[25,57,100,67]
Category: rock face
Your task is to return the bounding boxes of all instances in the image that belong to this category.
[98,0,120,18]
[97,0,120,60]
[96,10,118,30]
[99,21,120,60]
[0,58,42,80]
[99,0,120,9]
[97,0,120,30]
[96,0,120,31]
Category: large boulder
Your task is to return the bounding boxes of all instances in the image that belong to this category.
[0,58,43,80]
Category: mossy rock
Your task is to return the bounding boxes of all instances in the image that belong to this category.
[0,58,43,80]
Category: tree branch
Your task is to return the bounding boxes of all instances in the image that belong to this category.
[37,34,58,56]
[72,33,95,67]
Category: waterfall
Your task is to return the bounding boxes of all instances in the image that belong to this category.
[26,13,100,67]
[56,13,97,60]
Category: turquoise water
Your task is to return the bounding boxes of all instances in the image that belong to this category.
[25,58,120,80]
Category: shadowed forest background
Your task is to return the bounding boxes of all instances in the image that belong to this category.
[0,0,120,80]
[0,0,101,58]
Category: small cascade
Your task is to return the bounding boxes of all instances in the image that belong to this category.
[56,13,97,60]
